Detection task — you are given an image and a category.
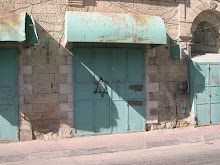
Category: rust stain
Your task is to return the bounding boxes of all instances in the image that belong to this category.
[210,76,219,84]
[130,14,150,26]
[130,85,143,91]
[0,12,21,26]
[128,100,142,106]
[0,12,22,34]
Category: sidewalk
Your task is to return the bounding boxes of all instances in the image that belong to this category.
[0,125,220,163]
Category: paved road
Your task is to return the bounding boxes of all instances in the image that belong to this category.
[1,139,220,165]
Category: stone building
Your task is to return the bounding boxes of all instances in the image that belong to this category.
[0,0,219,141]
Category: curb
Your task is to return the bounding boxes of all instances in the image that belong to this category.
[1,134,220,163]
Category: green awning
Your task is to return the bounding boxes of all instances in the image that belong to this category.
[0,12,39,48]
[65,12,167,47]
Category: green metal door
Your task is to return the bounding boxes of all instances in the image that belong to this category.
[73,46,145,134]
[190,61,220,125]
[0,48,18,141]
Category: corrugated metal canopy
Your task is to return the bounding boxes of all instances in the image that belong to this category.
[65,12,167,47]
[0,12,39,47]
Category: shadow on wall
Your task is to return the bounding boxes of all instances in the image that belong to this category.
[16,22,146,139]
[17,22,74,140]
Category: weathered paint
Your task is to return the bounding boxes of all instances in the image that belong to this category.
[25,14,40,48]
[0,12,39,46]
[65,12,167,47]
[0,48,18,141]
[0,12,26,41]
[73,44,145,134]
[189,54,220,125]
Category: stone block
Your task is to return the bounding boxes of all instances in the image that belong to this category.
[158,115,170,122]
[58,111,68,120]
[25,113,42,121]
[145,74,149,83]
[169,73,179,81]
[32,65,49,74]
[159,65,170,73]
[150,109,158,115]
[50,65,59,73]
[147,65,157,74]
[68,94,73,103]
[146,83,159,93]
[59,128,72,138]
[149,91,164,100]
[164,91,175,100]
[25,94,58,104]
[149,57,155,65]
[32,84,51,95]
[33,104,46,112]
[19,104,32,113]
[18,96,24,105]
[146,101,158,109]
[59,119,73,128]
[170,82,180,91]
[149,74,157,82]
[149,48,157,57]
[155,57,161,65]
[59,47,72,56]
[58,94,68,103]
[59,65,73,74]
[55,74,67,83]
[67,56,73,65]
[43,111,58,120]
[146,115,158,124]
[51,83,60,94]
[18,74,23,85]
[68,111,73,120]
[18,84,32,95]
[160,82,170,91]
[19,129,33,141]
[179,73,187,81]
[158,100,169,108]
[19,65,32,75]
[19,120,32,130]
[24,74,54,84]
[67,74,73,83]
[60,84,73,94]
[170,65,180,73]
[56,56,66,65]
[60,103,73,112]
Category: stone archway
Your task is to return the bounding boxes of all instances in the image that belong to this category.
[191,10,220,54]
[179,1,220,40]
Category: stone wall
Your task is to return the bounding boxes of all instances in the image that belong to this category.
[0,0,193,140]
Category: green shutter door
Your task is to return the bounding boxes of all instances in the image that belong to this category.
[73,47,145,134]
[190,62,220,125]
[0,48,18,141]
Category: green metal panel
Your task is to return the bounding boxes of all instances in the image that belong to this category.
[73,45,145,135]
[170,45,182,61]
[189,61,220,125]
[127,50,145,131]
[0,12,39,47]
[0,48,18,141]
[25,14,40,48]
[65,12,167,47]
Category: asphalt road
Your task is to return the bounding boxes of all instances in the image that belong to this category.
[1,139,220,165]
